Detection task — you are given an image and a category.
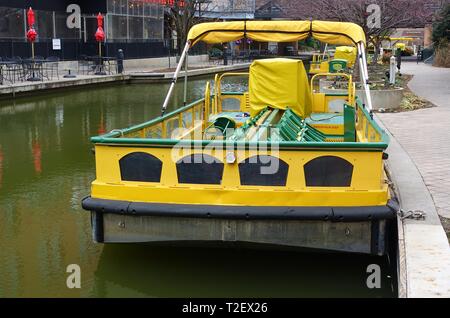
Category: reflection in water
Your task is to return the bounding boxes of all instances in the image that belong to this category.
[0,77,395,297]
[94,244,395,298]
[0,145,3,188]
[32,141,42,174]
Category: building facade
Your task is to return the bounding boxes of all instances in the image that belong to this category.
[199,0,256,19]
[0,0,166,60]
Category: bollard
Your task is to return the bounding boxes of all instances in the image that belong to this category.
[389,55,396,85]
[395,48,402,75]
[223,44,228,66]
[117,49,124,74]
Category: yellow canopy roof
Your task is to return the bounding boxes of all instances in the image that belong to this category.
[187,20,366,47]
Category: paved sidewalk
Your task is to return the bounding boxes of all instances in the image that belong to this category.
[378,62,450,219]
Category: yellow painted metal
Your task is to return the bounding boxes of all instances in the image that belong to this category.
[312,93,326,113]
[121,100,205,140]
[356,105,382,143]
[249,58,312,118]
[187,20,366,46]
[395,43,406,51]
[310,73,354,112]
[92,144,388,207]
[388,37,414,42]
[335,46,357,67]
[309,61,329,75]
[310,125,343,136]
[214,72,249,113]
[310,53,330,74]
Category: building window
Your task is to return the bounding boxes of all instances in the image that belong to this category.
[119,152,163,182]
[176,154,224,185]
[108,14,128,40]
[239,156,289,186]
[35,10,54,40]
[129,16,143,39]
[55,13,80,39]
[0,7,25,40]
[304,156,353,187]
[106,0,163,41]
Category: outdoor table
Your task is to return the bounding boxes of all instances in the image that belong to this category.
[23,58,46,81]
[87,56,117,75]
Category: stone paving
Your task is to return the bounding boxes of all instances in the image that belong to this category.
[378,62,450,219]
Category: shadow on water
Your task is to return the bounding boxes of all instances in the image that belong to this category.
[93,243,396,298]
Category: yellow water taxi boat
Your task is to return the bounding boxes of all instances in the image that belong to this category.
[310,46,357,74]
[82,21,397,255]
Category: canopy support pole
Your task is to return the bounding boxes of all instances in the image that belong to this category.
[357,42,373,112]
[322,43,328,60]
[183,53,188,106]
[161,41,190,116]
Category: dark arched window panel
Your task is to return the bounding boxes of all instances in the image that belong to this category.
[176,154,224,185]
[304,156,353,187]
[239,155,289,186]
[119,152,162,182]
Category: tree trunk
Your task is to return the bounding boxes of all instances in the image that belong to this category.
[372,43,380,65]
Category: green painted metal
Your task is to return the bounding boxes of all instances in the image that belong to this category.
[228,107,269,141]
[205,116,237,138]
[355,97,389,143]
[344,104,356,142]
[329,59,348,73]
[90,95,389,151]
[95,98,206,139]
[275,108,327,142]
[91,137,387,150]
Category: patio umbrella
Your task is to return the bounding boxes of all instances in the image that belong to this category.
[95,13,105,57]
[26,7,37,59]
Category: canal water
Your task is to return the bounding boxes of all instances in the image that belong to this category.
[0,77,396,297]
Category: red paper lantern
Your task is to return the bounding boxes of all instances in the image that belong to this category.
[97,13,104,28]
[95,13,105,42]
[27,7,35,28]
[95,27,105,42]
[27,28,37,42]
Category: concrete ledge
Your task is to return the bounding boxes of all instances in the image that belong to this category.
[323,86,404,110]
[129,63,251,82]
[0,74,129,99]
[377,115,450,298]
[124,54,209,70]
[0,63,249,98]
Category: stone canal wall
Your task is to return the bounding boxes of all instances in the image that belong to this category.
[0,62,250,99]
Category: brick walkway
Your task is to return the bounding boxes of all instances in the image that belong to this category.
[378,62,450,219]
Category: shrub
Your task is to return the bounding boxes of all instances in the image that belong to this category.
[434,38,450,67]
[401,47,414,56]
[208,47,223,58]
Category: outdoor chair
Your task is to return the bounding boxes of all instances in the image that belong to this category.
[78,56,96,75]
[44,56,60,80]
[3,57,23,83]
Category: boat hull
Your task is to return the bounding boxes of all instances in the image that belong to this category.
[83,197,397,255]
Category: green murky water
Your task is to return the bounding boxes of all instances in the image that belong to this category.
[0,77,396,297]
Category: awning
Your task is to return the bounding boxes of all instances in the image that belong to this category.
[187,20,366,47]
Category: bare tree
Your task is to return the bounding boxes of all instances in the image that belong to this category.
[264,0,434,63]
[165,0,217,52]
[307,0,434,63]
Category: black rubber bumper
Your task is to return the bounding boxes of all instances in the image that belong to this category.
[81,196,398,222]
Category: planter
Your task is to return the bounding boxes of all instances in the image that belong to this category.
[322,86,404,110]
